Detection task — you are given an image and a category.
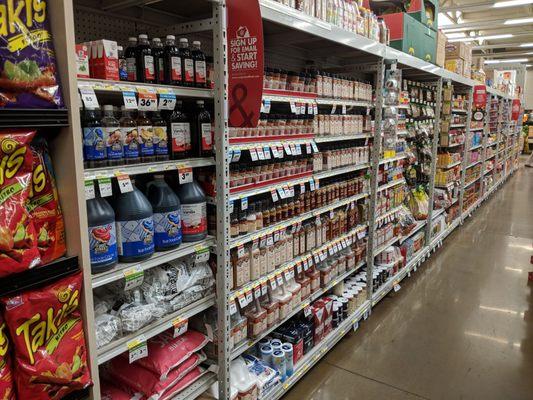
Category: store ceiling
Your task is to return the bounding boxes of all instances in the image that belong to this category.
[439,0,533,66]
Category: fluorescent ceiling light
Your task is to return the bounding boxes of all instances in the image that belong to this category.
[438,12,455,26]
[485,58,528,64]
[504,17,533,24]
[449,34,513,43]
[520,43,533,47]
[494,0,533,7]
[446,32,466,39]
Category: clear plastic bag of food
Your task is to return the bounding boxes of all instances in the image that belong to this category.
[95,313,122,349]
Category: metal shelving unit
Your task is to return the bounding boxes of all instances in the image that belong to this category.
[36,1,521,399]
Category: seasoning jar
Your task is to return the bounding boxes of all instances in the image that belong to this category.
[249,241,261,281]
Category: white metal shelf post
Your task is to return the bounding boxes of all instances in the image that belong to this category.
[493,95,503,184]
[479,92,492,195]
[458,87,474,219]
[366,58,386,306]
[424,78,443,245]
[213,1,231,399]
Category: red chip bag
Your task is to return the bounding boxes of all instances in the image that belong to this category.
[0,314,15,400]
[28,136,66,264]
[159,367,204,400]
[108,351,206,400]
[101,380,143,400]
[124,330,209,380]
[1,272,92,399]
[0,129,41,276]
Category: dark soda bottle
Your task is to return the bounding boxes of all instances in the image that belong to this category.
[179,38,194,87]
[164,35,181,85]
[192,40,207,88]
[125,37,137,82]
[136,34,155,83]
[195,100,213,157]
[151,37,165,84]
[169,100,191,159]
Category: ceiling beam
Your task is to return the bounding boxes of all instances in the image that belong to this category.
[441,0,533,13]
[473,50,533,58]
[441,18,532,31]
[472,42,533,50]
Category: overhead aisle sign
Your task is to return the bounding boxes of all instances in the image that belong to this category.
[227,0,264,128]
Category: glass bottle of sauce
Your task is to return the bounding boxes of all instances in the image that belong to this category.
[119,106,140,165]
[164,35,181,85]
[169,100,191,159]
[179,38,194,87]
[151,110,169,161]
[136,34,155,83]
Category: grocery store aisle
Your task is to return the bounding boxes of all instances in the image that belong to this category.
[285,166,533,400]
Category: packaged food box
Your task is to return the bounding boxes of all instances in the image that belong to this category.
[445,58,464,75]
[89,39,119,81]
[75,44,90,78]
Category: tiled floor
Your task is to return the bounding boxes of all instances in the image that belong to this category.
[284,165,533,400]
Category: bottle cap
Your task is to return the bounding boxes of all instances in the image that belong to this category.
[193,40,201,46]
[166,34,175,40]
[197,100,204,105]
[128,37,137,42]
[138,34,148,39]
[179,38,189,44]
[152,37,161,42]
[117,45,123,51]
[103,105,114,111]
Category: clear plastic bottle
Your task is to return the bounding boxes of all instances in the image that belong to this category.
[164,35,181,85]
[151,37,165,84]
[151,110,169,161]
[120,106,140,164]
[125,37,137,82]
[192,40,207,88]
[82,107,105,168]
[101,105,123,166]
[179,38,194,87]
[136,110,155,162]
[136,34,155,83]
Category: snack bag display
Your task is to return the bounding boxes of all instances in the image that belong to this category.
[0,315,15,400]
[0,0,64,108]
[1,272,92,399]
[29,136,66,264]
[101,380,143,400]
[0,129,41,277]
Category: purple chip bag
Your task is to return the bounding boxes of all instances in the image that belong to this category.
[0,0,64,109]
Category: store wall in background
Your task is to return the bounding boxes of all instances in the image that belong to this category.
[525,70,533,110]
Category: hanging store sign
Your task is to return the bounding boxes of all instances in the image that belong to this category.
[227,0,264,128]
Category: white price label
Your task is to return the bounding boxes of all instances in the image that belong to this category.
[229,200,234,214]
[296,263,302,274]
[271,146,279,158]
[194,245,210,264]
[363,311,369,320]
[257,147,265,160]
[283,144,292,155]
[254,286,262,299]
[290,102,297,114]
[241,197,248,210]
[331,104,337,114]
[278,187,286,199]
[276,274,284,286]
[353,322,359,332]
[237,245,245,258]
[300,183,306,193]
[123,265,144,290]
[264,100,271,113]
[80,87,99,109]
[306,143,312,154]
[245,291,253,304]
[158,93,176,110]
[172,317,188,338]
[290,143,297,155]
[307,103,314,115]
[342,104,347,114]
[128,336,148,363]
[250,148,258,161]
[85,181,95,200]
[238,294,247,308]
[229,300,237,315]
[122,91,137,109]
[313,103,318,114]
[116,174,133,193]
[261,283,268,296]
[138,91,157,111]
[394,283,401,292]
[98,177,112,197]
[178,166,193,184]
[271,189,279,202]
[263,147,271,160]
[304,306,312,318]
[300,103,306,114]
[309,179,316,191]
[270,278,277,290]
[232,149,241,162]
[303,259,309,271]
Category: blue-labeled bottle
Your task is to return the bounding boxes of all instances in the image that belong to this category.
[102,105,123,166]
[82,108,106,168]
[87,187,117,273]
[146,175,182,251]
[112,181,155,262]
